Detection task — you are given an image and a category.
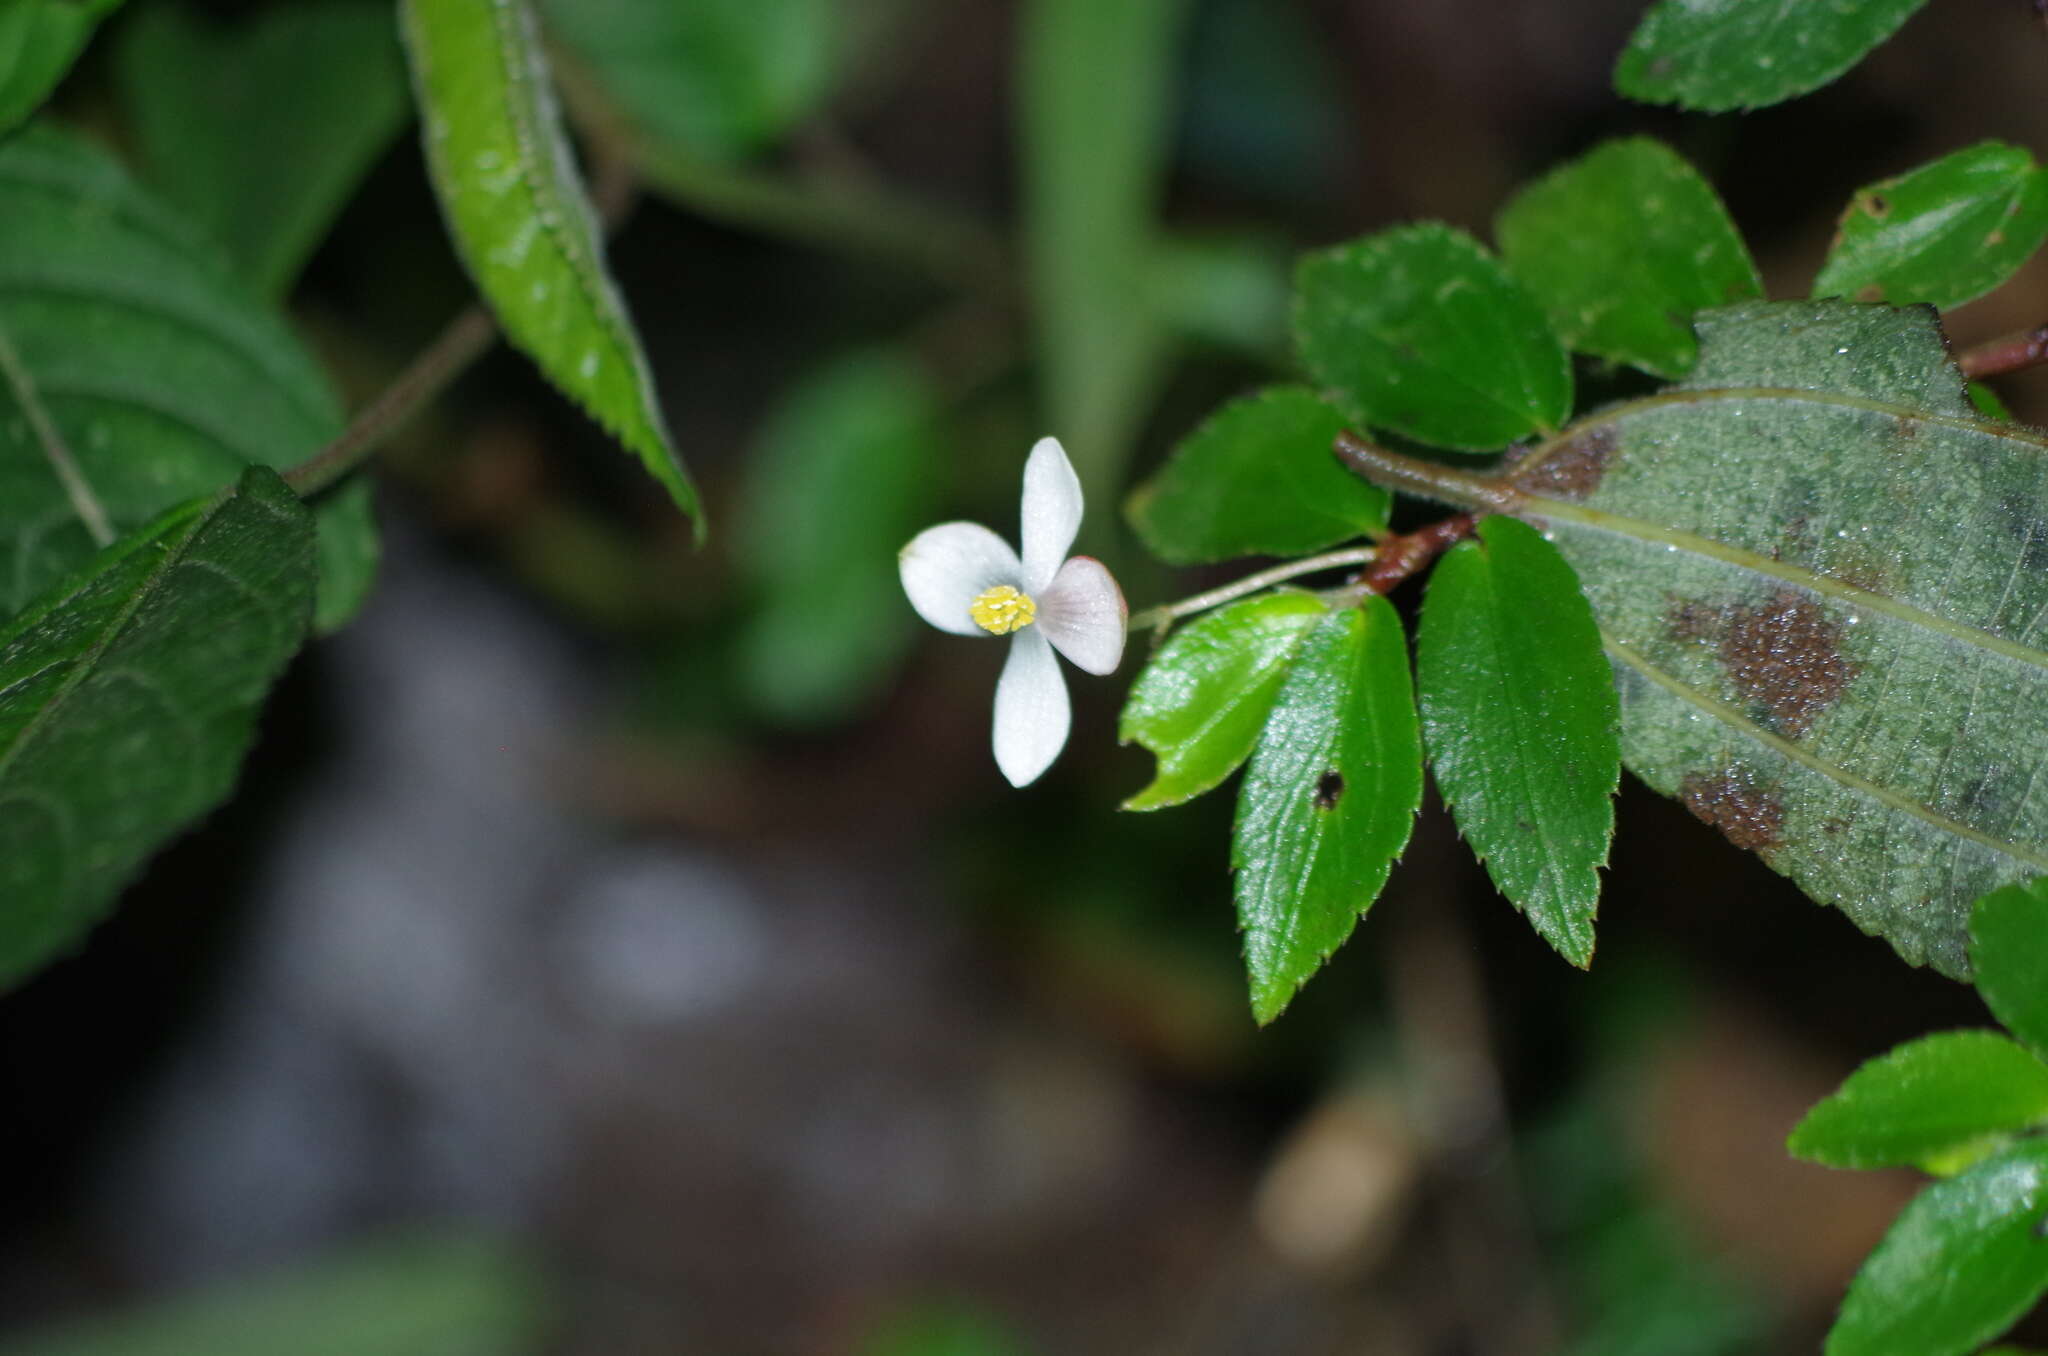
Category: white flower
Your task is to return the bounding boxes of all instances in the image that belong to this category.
[900,436,1127,787]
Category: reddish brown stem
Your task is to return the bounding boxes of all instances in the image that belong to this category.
[1959,324,2048,381]
[1353,513,1476,596]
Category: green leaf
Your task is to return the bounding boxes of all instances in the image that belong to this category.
[1495,137,1761,379]
[0,467,312,990]
[1825,1139,2048,1356]
[1418,515,1619,966]
[1788,1030,2048,1172]
[0,1232,541,1356]
[1295,222,1572,451]
[1234,597,1422,1022]
[1336,300,2048,979]
[1120,590,1330,810]
[1971,878,2048,1064]
[399,0,697,525]
[1972,382,2016,421]
[1020,0,1189,504]
[736,349,938,726]
[1127,386,1388,564]
[0,0,121,135]
[0,123,375,632]
[1814,142,2048,312]
[539,0,837,164]
[113,0,410,298]
[1615,0,1931,112]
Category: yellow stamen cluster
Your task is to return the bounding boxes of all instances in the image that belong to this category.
[969,584,1036,635]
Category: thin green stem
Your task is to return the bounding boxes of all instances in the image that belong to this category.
[1127,545,1378,633]
[0,322,114,547]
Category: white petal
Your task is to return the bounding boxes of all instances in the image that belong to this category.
[1019,436,1083,593]
[1036,555,1126,676]
[900,522,1023,635]
[992,627,1070,787]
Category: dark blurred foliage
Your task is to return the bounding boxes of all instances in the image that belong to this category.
[3,1,2048,1353]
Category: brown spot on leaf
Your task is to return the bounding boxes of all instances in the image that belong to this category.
[1718,590,1857,738]
[1854,284,1885,304]
[1314,771,1344,810]
[1666,596,1724,644]
[1515,424,1618,500]
[1681,770,1784,854]
[1863,192,1891,218]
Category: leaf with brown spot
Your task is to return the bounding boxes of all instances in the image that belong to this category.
[1341,300,2048,978]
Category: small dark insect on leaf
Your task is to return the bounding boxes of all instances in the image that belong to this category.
[1314,770,1345,809]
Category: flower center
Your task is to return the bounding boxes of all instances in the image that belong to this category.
[969,584,1036,634]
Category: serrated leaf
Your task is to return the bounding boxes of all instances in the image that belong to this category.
[1418,515,1618,966]
[1295,223,1572,451]
[1814,142,2048,312]
[0,0,121,135]
[1615,0,1931,113]
[1128,386,1388,564]
[0,466,312,990]
[736,349,938,726]
[539,0,837,165]
[114,0,410,298]
[1120,590,1329,810]
[1971,878,2048,1064]
[399,0,697,525]
[1338,299,2048,978]
[0,123,375,632]
[1788,1030,2048,1172]
[1825,1139,2048,1356]
[1495,137,1761,378]
[1234,598,1421,1022]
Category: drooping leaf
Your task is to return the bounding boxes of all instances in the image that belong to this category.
[1418,515,1619,966]
[1824,1139,2048,1356]
[0,1232,541,1356]
[1971,878,2048,1064]
[1295,223,1572,451]
[0,0,122,135]
[399,0,698,525]
[1019,0,1189,504]
[539,0,837,165]
[1127,386,1388,564]
[736,349,938,726]
[114,0,410,298]
[1814,142,2048,313]
[1788,1030,2048,1173]
[1121,590,1329,811]
[1234,598,1421,1023]
[1614,0,1932,112]
[0,467,312,990]
[1337,300,2048,978]
[0,123,376,631]
[1495,137,1761,378]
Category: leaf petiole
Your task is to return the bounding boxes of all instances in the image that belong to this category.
[1127,545,1378,636]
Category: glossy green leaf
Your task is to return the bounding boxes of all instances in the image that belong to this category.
[0,0,121,134]
[1814,142,2048,312]
[399,0,697,525]
[1825,1139,2048,1356]
[0,467,312,990]
[1495,137,1761,378]
[1971,878,2048,1063]
[1234,597,1422,1023]
[1120,590,1329,810]
[1615,0,1931,112]
[1338,300,2048,978]
[1788,1030,2048,1172]
[1020,0,1189,504]
[1127,386,1388,564]
[1295,223,1572,451]
[1419,515,1619,966]
[0,123,375,631]
[540,0,836,164]
[736,349,938,726]
[0,1233,541,1356]
[114,0,410,298]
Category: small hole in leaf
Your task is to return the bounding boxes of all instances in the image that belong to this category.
[1314,771,1344,809]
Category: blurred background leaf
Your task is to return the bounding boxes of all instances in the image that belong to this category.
[0,0,123,135]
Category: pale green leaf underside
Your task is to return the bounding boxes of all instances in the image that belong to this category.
[0,123,375,631]
[0,467,313,990]
[400,0,697,524]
